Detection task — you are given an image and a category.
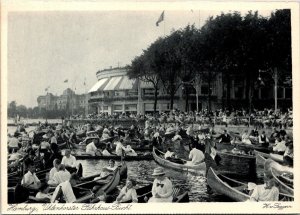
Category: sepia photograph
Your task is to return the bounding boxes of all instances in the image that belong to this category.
[1,1,299,214]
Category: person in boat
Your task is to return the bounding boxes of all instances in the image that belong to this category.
[86,139,100,156]
[171,131,182,143]
[283,142,293,166]
[272,136,286,155]
[152,132,163,147]
[61,149,77,173]
[165,124,176,136]
[249,175,279,202]
[101,128,111,140]
[186,144,205,165]
[102,145,112,156]
[51,173,79,203]
[216,130,231,143]
[115,138,126,156]
[48,164,71,186]
[40,135,51,154]
[8,133,20,153]
[21,162,41,190]
[48,159,61,183]
[125,145,137,156]
[115,178,138,203]
[148,167,173,203]
[35,183,51,201]
[269,127,279,143]
[95,159,118,179]
[69,128,78,145]
[164,148,176,160]
[249,128,259,143]
[241,130,252,145]
[259,131,269,147]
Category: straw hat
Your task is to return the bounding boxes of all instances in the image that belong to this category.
[152,167,166,176]
[247,182,257,190]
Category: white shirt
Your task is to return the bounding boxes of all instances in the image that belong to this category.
[149,177,173,202]
[48,167,58,181]
[51,181,76,203]
[172,135,182,142]
[250,184,279,201]
[117,186,138,203]
[273,141,287,152]
[164,151,174,159]
[86,142,97,154]
[102,149,111,156]
[115,142,125,156]
[189,148,204,164]
[8,137,19,148]
[21,171,41,187]
[61,155,77,168]
[51,136,58,144]
[40,141,50,149]
[49,170,71,186]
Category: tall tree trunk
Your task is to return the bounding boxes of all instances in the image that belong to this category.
[226,73,231,111]
[185,87,189,112]
[154,87,158,113]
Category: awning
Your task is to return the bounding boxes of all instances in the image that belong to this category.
[88,78,109,93]
[117,76,137,90]
[140,80,154,89]
[103,76,123,91]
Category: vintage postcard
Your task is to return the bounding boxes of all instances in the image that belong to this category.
[1,0,299,214]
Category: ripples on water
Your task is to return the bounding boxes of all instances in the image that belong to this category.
[79,159,234,202]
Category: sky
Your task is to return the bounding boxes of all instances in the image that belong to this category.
[8,9,273,107]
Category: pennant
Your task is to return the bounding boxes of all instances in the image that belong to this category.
[156,11,165,26]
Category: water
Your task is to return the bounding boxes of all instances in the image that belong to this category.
[79,159,233,202]
[7,125,264,202]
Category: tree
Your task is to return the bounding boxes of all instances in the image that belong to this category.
[128,53,161,113]
[8,101,17,118]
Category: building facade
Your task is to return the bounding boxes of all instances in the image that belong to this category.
[88,67,292,115]
[37,88,87,114]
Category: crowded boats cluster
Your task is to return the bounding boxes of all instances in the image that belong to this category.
[7,109,293,203]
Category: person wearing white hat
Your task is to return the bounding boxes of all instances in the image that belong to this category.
[125,145,137,156]
[148,167,173,203]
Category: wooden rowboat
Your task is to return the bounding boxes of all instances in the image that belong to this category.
[271,167,294,196]
[216,150,256,179]
[207,167,293,202]
[122,184,189,203]
[75,167,121,195]
[73,153,153,161]
[26,187,94,203]
[152,147,206,175]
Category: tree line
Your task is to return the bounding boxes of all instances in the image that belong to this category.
[127,10,291,112]
[7,101,85,119]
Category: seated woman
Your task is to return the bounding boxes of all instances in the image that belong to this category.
[115,179,138,203]
[86,140,100,156]
[48,164,71,186]
[241,130,252,145]
[124,145,137,156]
[95,159,118,179]
[272,137,286,155]
[283,143,293,166]
[164,148,175,160]
[249,175,279,202]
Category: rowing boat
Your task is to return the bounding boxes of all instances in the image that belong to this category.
[122,184,189,203]
[73,153,153,160]
[152,147,206,175]
[207,167,293,202]
[26,187,94,203]
[216,150,256,179]
[271,167,293,196]
[75,167,121,195]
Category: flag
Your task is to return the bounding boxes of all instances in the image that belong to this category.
[156,11,164,26]
[64,79,68,83]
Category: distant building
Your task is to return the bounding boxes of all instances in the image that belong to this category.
[37,88,87,114]
[88,67,292,114]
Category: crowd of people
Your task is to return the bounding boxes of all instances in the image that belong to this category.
[7,105,293,203]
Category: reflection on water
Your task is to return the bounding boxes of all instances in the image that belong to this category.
[79,159,233,202]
